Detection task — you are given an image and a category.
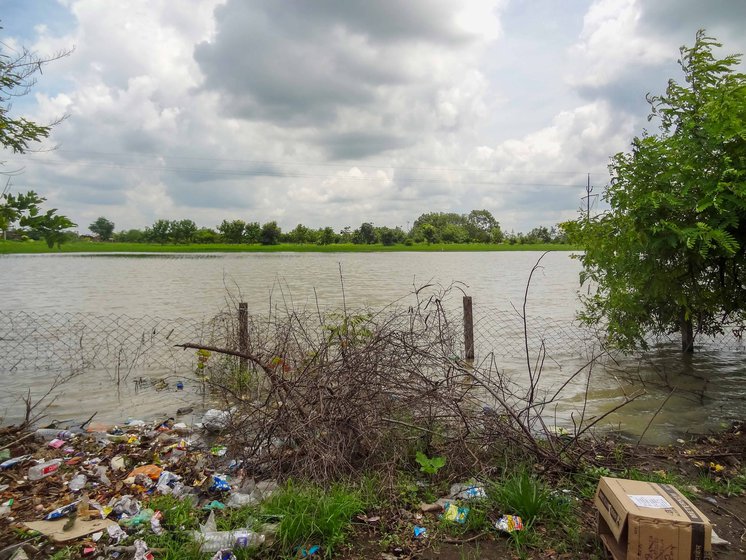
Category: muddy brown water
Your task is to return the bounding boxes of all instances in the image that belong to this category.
[1,251,744,443]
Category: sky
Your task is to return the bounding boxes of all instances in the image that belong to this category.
[2,0,745,235]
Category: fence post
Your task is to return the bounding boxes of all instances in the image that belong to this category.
[463,296,474,360]
[238,302,248,371]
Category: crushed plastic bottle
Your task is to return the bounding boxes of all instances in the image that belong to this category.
[196,530,266,552]
[28,458,62,480]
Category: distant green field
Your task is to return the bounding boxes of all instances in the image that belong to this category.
[0,240,577,254]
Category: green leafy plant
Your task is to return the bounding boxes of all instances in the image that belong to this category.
[415,451,446,475]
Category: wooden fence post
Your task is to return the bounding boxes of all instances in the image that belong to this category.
[463,296,474,360]
[238,302,248,371]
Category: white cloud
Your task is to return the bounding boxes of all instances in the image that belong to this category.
[2,0,745,235]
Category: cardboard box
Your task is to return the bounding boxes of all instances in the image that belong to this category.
[594,476,712,560]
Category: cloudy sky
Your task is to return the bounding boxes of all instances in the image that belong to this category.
[2,0,745,235]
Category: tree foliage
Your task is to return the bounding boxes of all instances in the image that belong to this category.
[89,216,115,240]
[1,26,69,155]
[260,221,281,245]
[411,210,502,244]
[564,32,746,351]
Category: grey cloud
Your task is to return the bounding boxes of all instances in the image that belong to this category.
[194,0,479,128]
[319,131,412,160]
[166,179,263,210]
[575,63,676,119]
[638,1,746,43]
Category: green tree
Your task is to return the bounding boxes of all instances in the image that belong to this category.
[1,31,69,155]
[170,219,197,243]
[0,190,43,239]
[525,226,552,244]
[318,226,337,245]
[466,209,500,242]
[21,207,76,248]
[114,228,145,243]
[564,32,746,352]
[194,227,219,244]
[89,216,115,240]
[339,226,353,243]
[377,226,405,246]
[355,222,377,244]
[420,223,438,244]
[145,219,172,244]
[288,223,314,244]
[244,221,261,244]
[260,221,281,245]
[218,219,246,243]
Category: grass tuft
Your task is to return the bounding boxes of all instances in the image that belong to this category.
[261,481,365,557]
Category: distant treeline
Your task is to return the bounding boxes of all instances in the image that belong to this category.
[88,210,567,246]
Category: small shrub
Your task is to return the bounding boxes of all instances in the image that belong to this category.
[415,451,446,475]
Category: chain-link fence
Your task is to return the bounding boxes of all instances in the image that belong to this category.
[2,302,745,381]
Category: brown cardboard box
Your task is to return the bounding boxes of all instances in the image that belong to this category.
[594,476,712,560]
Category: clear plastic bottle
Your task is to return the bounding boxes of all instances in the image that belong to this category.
[28,458,62,480]
[34,429,74,442]
[198,530,265,552]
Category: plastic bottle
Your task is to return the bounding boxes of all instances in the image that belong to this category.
[198,530,265,552]
[28,458,62,480]
[34,429,74,442]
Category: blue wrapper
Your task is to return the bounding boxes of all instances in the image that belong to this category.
[211,475,230,491]
[44,501,79,520]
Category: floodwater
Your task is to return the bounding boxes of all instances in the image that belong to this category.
[1,251,744,443]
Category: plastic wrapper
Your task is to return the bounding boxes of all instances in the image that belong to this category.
[155,470,181,494]
[450,483,486,500]
[1,455,31,469]
[442,502,469,523]
[495,514,524,533]
[106,524,127,544]
[68,474,87,492]
[151,510,164,535]
[44,501,79,520]
[211,474,230,492]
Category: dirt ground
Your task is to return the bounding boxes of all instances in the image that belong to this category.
[339,424,746,560]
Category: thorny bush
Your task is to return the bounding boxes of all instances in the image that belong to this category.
[180,259,637,483]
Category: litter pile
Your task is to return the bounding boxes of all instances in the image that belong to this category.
[0,413,278,559]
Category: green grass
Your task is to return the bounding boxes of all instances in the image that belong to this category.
[260,481,366,558]
[490,469,568,525]
[696,469,746,497]
[0,239,577,254]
